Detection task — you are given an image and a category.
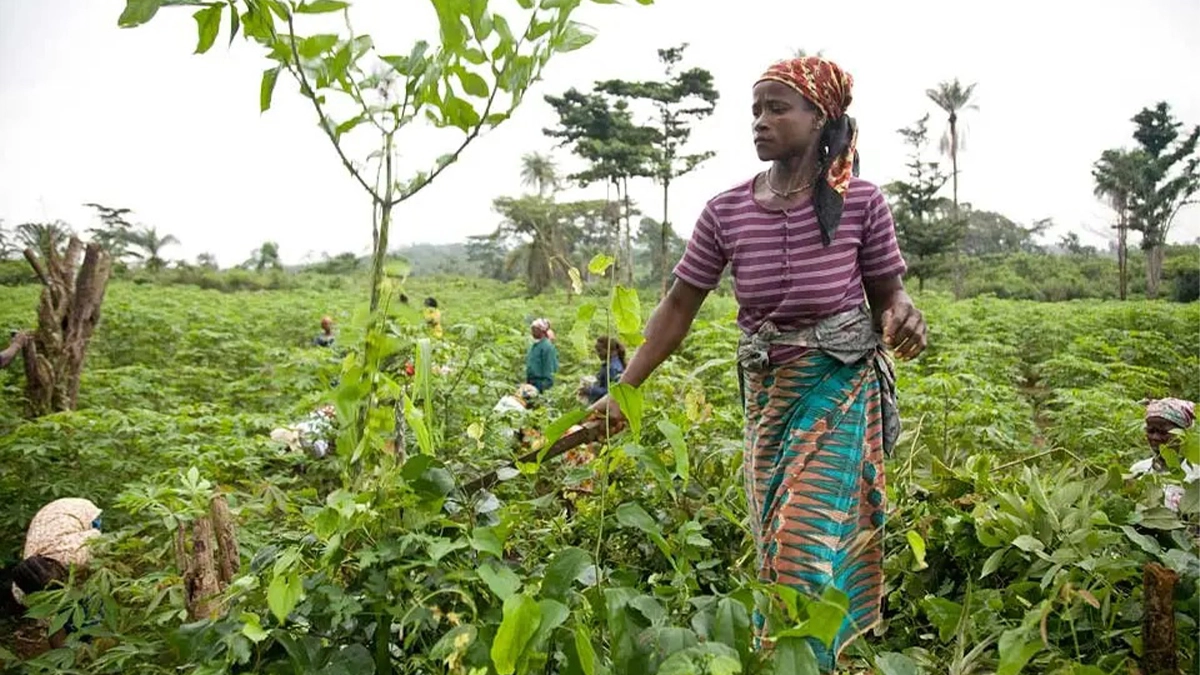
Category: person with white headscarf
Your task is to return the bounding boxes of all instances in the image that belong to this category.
[525,318,559,393]
[2,498,103,647]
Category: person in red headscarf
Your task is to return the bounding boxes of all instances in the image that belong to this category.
[587,56,925,670]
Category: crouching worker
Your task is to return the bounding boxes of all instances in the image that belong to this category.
[1129,397,1199,512]
[1,498,103,653]
[270,405,337,459]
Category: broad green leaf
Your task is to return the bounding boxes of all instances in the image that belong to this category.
[1183,427,1199,465]
[574,625,597,675]
[430,624,478,661]
[874,652,919,675]
[260,66,280,112]
[772,636,820,675]
[609,383,644,440]
[657,420,689,485]
[192,5,223,54]
[478,562,522,601]
[712,597,750,662]
[1010,534,1044,553]
[456,68,490,98]
[491,593,542,675]
[554,21,597,53]
[532,599,569,648]
[1121,525,1162,555]
[611,285,643,346]
[119,0,162,27]
[541,547,592,601]
[777,588,847,648]
[616,501,673,560]
[267,572,303,623]
[240,612,269,643]
[542,409,588,451]
[921,596,962,642]
[906,530,928,570]
[471,527,504,558]
[588,253,615,275]
[997,626,1042,675]
[443,93,482,131]
[296,0,349,13]
[980,547,1006,578]
[299,34,339,59]
[334,115,364,139]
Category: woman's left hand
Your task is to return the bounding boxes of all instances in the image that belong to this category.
[881,294,926,360]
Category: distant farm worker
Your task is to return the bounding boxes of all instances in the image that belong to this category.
[0,330,32,369]
[1,498,103,648]
[313,316,336,347]
[525,318,559,393]
[587,55,926,671]
[1129,397,1199,511]
[423,297,443,338]
[579,336,627,405]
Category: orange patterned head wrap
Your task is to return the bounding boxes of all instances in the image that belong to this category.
[756,57,859,244]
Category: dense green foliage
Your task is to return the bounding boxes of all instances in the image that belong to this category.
[1,278,1197,674]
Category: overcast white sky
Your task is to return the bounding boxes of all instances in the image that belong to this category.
[1,0,1198,267]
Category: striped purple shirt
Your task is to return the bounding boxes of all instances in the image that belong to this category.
[674,176,907,338]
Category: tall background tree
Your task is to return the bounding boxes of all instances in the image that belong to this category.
[884,114,962,291]
[83,203,138,264]
[596,44,718,296]
[926,78,978,298]
[544,88,656,285]
[520,152,559,197]
[1092,148,1144,299]
[1127,102,1199,298]
[127,226,180,271]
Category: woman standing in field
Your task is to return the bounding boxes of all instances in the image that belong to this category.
[590,56,926,670]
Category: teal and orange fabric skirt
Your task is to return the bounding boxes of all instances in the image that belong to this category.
[740,350,886,672]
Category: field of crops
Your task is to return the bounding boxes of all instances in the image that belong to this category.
[1,278,1197,674]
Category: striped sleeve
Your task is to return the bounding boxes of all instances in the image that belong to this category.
[673,203,727,290]
[859,186,908,280]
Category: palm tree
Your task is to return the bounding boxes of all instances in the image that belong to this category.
[16,221,73,258]
[520,153,559,197]
[127,226,180,271]
[925,79,978,211]
[1092,148,1144,300]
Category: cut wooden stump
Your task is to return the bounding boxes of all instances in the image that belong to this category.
[21,237,111,417]
[175,494,241,621]
[1142,562,1179,675]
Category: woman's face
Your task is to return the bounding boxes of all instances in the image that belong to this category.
[751,80,822,162]
[1146,416,1180,450]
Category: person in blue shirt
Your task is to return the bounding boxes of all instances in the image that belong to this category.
[525,318,559,393]
[580,336,626,405]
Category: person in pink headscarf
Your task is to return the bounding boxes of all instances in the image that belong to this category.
[1130,397,1198,512]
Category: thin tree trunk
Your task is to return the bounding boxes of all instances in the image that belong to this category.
[1146,243,1164,299]
[622,177,634,286]
[1117,212,1128,300]
[660,178,671,298]
[949,119,964,300]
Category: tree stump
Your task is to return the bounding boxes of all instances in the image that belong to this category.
[21,237,111,417]
[175,495,241,621]
[1141,562,1179,675]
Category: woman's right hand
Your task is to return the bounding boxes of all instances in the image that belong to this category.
[587,394,627,435]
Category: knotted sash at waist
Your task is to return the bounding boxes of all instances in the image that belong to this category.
[735,306,900,455]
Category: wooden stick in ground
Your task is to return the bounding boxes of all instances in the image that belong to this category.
[1141,562,1179,675]
[460,421,608,496]
[210,494,239,586]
